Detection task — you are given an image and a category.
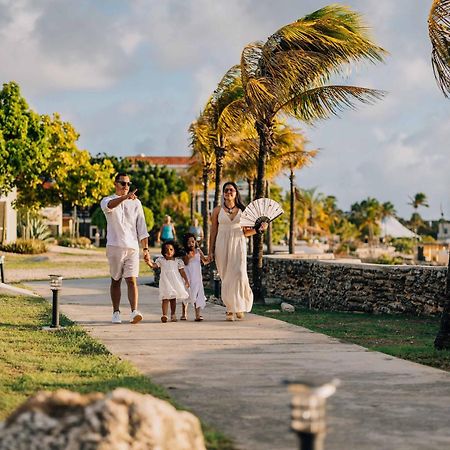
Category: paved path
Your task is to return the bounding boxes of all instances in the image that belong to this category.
[26,278,450,450]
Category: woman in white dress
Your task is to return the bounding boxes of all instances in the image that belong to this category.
[209,182,267,321]
[146,241,190,322]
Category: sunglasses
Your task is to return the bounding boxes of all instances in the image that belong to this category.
[224,188,236,193]
[116,181,131,187]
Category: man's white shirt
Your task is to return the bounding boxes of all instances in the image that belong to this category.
[100,194,149,249]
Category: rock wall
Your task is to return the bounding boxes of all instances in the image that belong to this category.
[262,257,447,316]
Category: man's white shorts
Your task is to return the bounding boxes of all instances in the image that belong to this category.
[106,246,139,280]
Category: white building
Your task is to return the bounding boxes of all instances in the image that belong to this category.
[437,221,450,243]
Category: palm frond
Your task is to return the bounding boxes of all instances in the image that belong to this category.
[217,98,257,140]
[429,0,450,97]
[279,85,386,124]
[263,4,386,70]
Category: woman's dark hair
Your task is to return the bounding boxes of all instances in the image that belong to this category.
[183,232,198,251]
[161,240,185,258]
[223,181,246,211]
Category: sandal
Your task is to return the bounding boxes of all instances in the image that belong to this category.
[161,315,168,323]
[226,312,234,322]
[195,316,204,322]
[180,315,187,321]
[171,315,178,322]
[235,312,245,320]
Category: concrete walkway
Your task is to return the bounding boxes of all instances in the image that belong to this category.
[26,278,450,450]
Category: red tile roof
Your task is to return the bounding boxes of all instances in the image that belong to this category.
[127,156,194,166]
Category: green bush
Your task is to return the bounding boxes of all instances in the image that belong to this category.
[0,239,48,254]
[374,254,404,265]
[58,236,92,249]
[390,238,415,254]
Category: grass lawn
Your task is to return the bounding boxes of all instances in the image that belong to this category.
[252,305,450,371]
[0,294,234,450]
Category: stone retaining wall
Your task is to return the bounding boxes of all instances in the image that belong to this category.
[261,257,447,316]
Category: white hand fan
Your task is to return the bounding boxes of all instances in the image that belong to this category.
[240,198,284,231]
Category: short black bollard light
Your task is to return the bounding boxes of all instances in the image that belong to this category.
[285,378,340,450]
[213,269,221,299]
[0,255,5,283]
[49,274,63,328]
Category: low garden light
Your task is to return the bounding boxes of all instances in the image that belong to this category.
[49,274,63,328]
[285,378,340,450]
[213,269,221,299]
[0,255,5,283]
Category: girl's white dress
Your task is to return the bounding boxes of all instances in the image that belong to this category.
[184,249,206,309]
[215,208,253,313]
[155,257,189,301]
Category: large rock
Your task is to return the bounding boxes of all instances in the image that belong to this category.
[0,388,206,450]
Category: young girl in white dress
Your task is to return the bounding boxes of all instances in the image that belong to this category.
[182,233,209,321]
[146,240,190,323]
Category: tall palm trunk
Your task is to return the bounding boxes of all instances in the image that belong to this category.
[202,167,210,253]
[247,178,254,254]
[289,169,295,254]
[190,191,195,223]
[253,119,273,303]
[265,180,273,254]
[214,146,225,208]
[435,256,450,349]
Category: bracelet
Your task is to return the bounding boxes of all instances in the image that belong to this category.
[143,248,149,251]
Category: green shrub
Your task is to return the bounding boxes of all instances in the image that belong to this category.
[0,239,48,254]
[390,238,415,254]
[374,254,404,265]
[58,236,92,249]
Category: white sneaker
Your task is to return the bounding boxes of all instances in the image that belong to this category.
[130,310,143,324]
[112,311,121,324]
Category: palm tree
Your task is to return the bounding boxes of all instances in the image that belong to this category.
[408,193,429,235]
[296,188,327,238]
[188,118,215,252]
[277,126,317,254]
[428,0,450,97]
[204,66,245,208]
[429,1,450,350]
[408,192,429,211]
[221,5,386,301]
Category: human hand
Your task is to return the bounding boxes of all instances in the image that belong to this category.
[143,251,150,264]
[207,253,214,263]
[258,222,269,233]
[126,189,138,200]
[185,281,190,289]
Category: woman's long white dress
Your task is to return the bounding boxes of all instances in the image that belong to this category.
[155,257,189,301]
[184,249,206,309]
[215,208,253,313]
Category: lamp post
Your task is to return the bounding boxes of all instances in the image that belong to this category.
[285,378,340,450]
[49,274,63,328]
[0,255,5,283]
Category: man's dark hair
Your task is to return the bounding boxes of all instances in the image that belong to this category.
[114,172,129,182]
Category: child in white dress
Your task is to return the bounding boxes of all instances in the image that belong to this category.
[146,240,189,323]
[182,233,209,321]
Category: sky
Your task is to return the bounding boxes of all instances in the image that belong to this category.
[0,0,449,219]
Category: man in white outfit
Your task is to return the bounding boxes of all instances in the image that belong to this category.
[101,173,150,324]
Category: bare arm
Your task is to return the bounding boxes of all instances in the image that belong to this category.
[140,237,150,263]
[179,268,190,288]
[146,258,158,270]
[107,190,138,209]
[198,248,209,265]
[157,226,163,242]
[208,207,220,261]
[243,222,268,237]
[172,224,177,240]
